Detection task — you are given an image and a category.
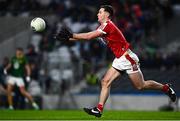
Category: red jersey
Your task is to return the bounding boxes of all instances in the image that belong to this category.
[97,20,130,58]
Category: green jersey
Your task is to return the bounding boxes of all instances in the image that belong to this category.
[9,56,28,77]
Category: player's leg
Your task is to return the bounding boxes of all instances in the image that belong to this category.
[7,76,16,109]
[128,70,176,102]
[7,84,14,109]
[19,86,33,102]
[84,67,121,117]
[98,67,121,107]
[19,86,39,110]
[0,84,6,94]
[128,70,163,90]
[16,78,39,109]
[124,50,176,102]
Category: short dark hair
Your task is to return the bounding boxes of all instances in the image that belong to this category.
[100,5,114,17]
[16,47,23,52]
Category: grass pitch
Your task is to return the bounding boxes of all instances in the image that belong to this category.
[0,110,180,120]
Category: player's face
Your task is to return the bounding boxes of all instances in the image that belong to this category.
[16,50,24,58]
[97,8,109,23]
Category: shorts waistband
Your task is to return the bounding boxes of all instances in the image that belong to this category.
[123,49,132,56]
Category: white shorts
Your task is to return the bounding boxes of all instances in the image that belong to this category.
[112,49,140,74]
[7,76,25,87]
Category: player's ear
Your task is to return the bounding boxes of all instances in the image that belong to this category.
[105,12,110,18]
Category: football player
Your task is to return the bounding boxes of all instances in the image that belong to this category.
[55,5,176,117]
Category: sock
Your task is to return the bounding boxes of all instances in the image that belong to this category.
[162,84,169,93]
[97,104,103,112]
[32,102,36,106]
[32,102,39,110]
[9,105,14,109]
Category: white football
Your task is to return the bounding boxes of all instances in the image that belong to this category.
[30,17,46,32]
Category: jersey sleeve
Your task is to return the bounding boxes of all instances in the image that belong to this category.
[97,22,110,35]
[10,57,15,64]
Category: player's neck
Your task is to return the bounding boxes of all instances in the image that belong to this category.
[101,18,110,24]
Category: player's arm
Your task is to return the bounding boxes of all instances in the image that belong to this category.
[4,63,11,70]
[55,27,103,42]
[69,38,78,41]
[70,30,103,41]
[3,63,11,75]
[25,64,31,82]
[25,64,31,77]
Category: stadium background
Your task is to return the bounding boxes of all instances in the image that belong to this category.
[0,0,180,112]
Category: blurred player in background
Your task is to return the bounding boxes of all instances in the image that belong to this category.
[0,57,8,107]
[55,5,177,117]
[4,48,39,110]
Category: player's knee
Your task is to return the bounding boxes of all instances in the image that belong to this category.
[20,90,26,95]
[136,86,143,90]
[135,85,145,91]
[7,89,12,94]
[101,79,110,88]
[7,88,12,94]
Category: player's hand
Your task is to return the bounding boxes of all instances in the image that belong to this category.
[54,27,73,41]
[3,69,7,75]
[26,76,31,82]
[60,27,73,38]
